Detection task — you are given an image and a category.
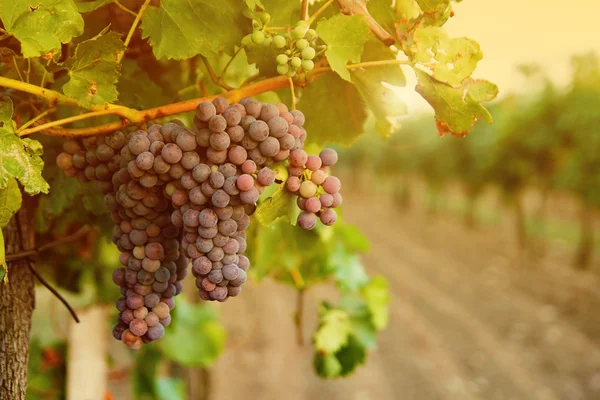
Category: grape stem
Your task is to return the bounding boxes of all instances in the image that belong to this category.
[220,46,246,86]
[118,0,152,64]
[15,107,56,133]
[307,0,335,25]
[112,0,138,17]
[288,77,297,110]
[301,0,310,21]
[200,56,234,91]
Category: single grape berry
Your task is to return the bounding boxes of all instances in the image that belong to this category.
[277,64,289,75]
[301,47,316,60]
[297,212,317,230]
[292,26,306,39]
[291,57,302,69]
[251,31,265,45]
[301,60,314,71]
[296,39,309,51]
[273,35,286,49]
[276,54,289,65]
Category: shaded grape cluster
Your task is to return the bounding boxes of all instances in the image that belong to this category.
[56,96,342,348]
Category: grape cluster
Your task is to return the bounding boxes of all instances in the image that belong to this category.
[56,96,341,349]
[242,12,319,77]
[285,148,342,230]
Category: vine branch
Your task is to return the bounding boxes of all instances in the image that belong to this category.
[112,0,138,17]
[335,0,395,45]
[16,107,56,133]
[118,0,152,63]
[6,225,93,262]
[200,57,234,91]
[307,0,335,25]
[301,0,310,21]
[27,261,80,323]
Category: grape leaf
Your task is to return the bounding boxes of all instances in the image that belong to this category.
[260,0,299,26]
[413,26,482,86]
[415,69,498,136]
[254,186,296,226]
[416,0,450,13]
[75,0,111,13]
[351,40,407,137]
[0,0,84,58]
[62,31,125,108]
[367,0,398,38]
[0,97,49,194]
[160,300,226,366]
[0,178,22,228]
[298,74,367,146]
[332,248,369,291]
[140,0,246,60]
[360,276,390,330]
[314,308,352,353]
[156,378,186,400]
[317,15,371,82]
[117,60,168,109]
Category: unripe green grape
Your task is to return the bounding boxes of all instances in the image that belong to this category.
[301,46,316,60]
[292,26,307,39]
[285,49,292,55]
[260,12,271,24]
[252,20,261,30]
[306,29,317,41]
[273,35,286,49]
[291,56,302,68]
[296,39,309,50]
[277,64,289,75]
[286,69,296,78]
[296,20,309,27]
[261,37,272,47]
[276,54,289,65]
[251,31,265,45]
[301,60,314,71]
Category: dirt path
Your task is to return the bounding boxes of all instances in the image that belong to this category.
[209,193,600,400]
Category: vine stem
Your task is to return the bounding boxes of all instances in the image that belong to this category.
[288,77,296,110]
[16,107,56,133]
[27,261,80,323]
[307,0,335,25]
[200,57,234,91]
[6,225,93,262]
[294,288,306,346]
[112,0,138,17]
[118,0,152,63]
[19,109,129,137]
[301,0,309,21]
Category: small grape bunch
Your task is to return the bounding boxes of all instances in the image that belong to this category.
[285,147,342,230]
[275,21,318,77]
[242,12,274,48]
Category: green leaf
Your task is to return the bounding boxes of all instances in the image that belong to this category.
[298,74,367,146]
[416,0,450,13]
[62,31,125,108]
[415,69,498,136]
[160,300,226,366]
[313,353,342,378]
[0,97,49,195]
[367,0,398,39]
[314,307,352,353]
[0,0,84,58]
[75,0,111,13]
[132,346,161,399]
[412,26,482,86]
[335,335,367,376]
[0,179,22,229]
[140,0,246,60]
[117,60,168,109]
[360,275,390,330]
[317,15,371,82]
[260,0,299,26]
[332,248,369,291]
[254,186,296,226]
[156,377,186,400]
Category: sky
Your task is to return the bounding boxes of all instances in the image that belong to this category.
[398,0,600,112]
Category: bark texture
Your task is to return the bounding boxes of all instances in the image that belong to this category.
[0,201,36,400]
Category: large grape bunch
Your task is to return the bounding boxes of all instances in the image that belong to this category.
[55,96,342,348]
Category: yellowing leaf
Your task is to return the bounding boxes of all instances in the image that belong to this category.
[314,308,352,353]
[360,276,390,330]
[415,69,498,136]
[0,178,22,228]
[254,186,296,226]
[0,0,84,58]
[317,15,371,82]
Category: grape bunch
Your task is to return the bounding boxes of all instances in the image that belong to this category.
[285,148,342,230]
[55,96,342,349]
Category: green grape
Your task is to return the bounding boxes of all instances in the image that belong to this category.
[251,31,265,45]
[296,20,309,27]
[287,69,296,78]
[301,60,314,71]
[285,49,292,55]
[296,39,309,50]
[306,29,317,41]
[262,37,272,47]
[292,26,307,39]
[273,35,286,49]
[276,54,289,65]
[291,56,302,68]
[277,64,289,75]
[252,20,261,30]
[301,47,316,60]
[260,12,271,24]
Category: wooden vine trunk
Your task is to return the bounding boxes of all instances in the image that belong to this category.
[0,199,36,400]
